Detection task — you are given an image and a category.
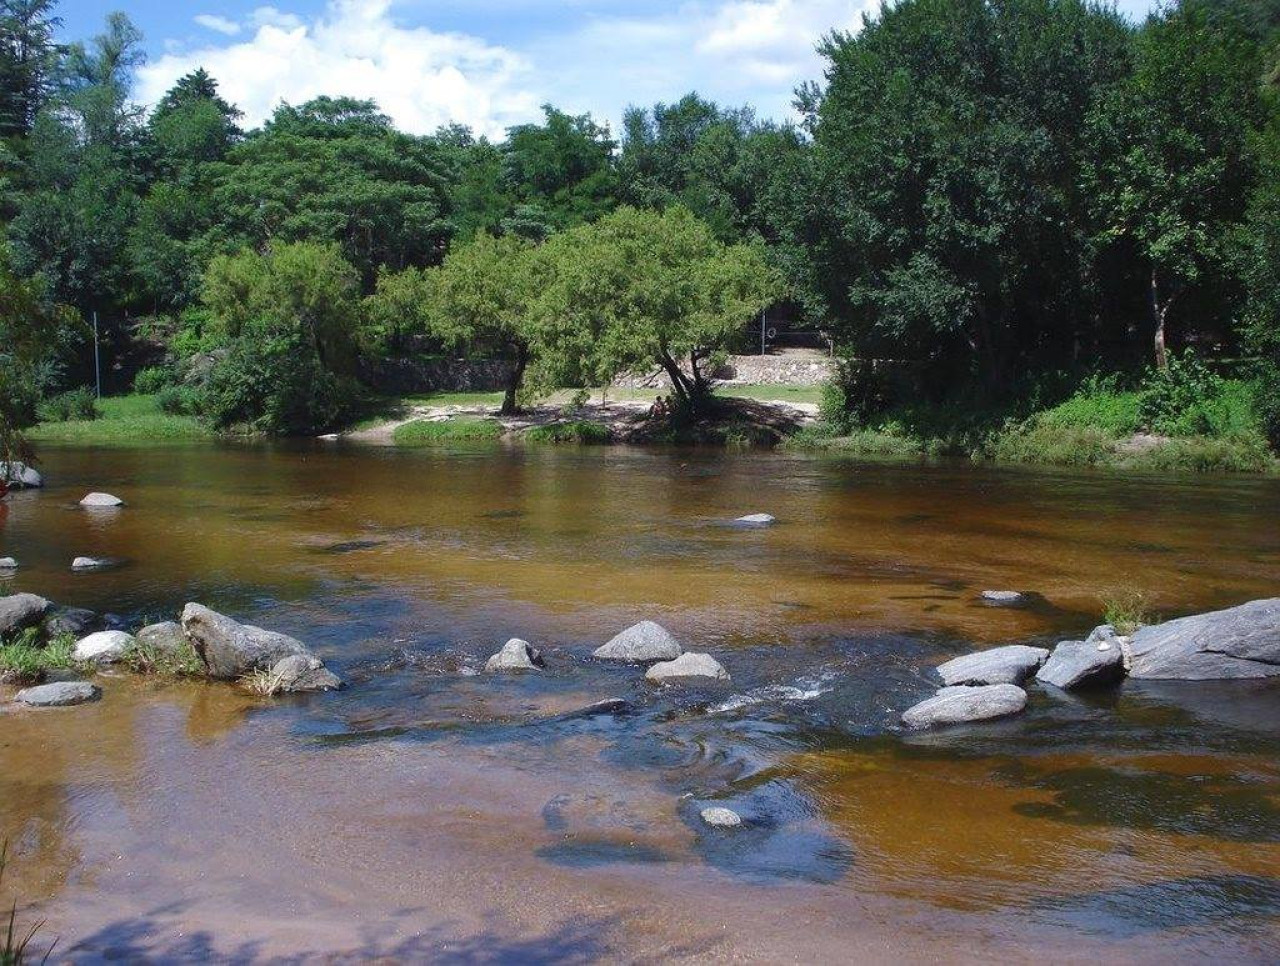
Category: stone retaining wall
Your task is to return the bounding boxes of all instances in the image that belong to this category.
[615,354,836,389]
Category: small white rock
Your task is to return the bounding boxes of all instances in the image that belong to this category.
[79,492,124,507]
[73,630,135,663]
[646,652,730,683]
[0,557,16,570]
[700,807,742,827]
[734,513,775,526]
[71,556,111,571]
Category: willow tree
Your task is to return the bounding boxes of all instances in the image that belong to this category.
[532,206,780,414]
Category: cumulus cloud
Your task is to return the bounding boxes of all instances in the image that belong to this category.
[194,14,242,37]
[138,0,538,138]
[138,0,873,137]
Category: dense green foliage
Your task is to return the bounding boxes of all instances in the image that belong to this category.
[2,0,1278,463]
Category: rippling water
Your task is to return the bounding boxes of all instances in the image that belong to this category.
[1,442,1278,962]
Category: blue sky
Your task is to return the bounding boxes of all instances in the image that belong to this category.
[55,0,1163,137]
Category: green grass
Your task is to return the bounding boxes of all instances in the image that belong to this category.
[401,390,508,407]
[124,638,204,677]
[392,416,505,445]
[30,394,211,444]
[523,420,612,444]
[1036,390,1144,437]
[717,384,823,406]
[0,631,80,686]
[1101,589,1154,636]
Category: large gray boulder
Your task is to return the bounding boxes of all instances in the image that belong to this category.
[16,681,101,707]
[1,462,43,488]
[901,684,1027,729]
[0,593,51,638]
[484,638,544,672]
[73,630,135,663]
[270,654,343,692]
[936,644,1050,686]
[1128,598,1280,680]
[79,492,124,507]
[136,621,188,654]
[1036,639,1124,690]
[181,603,310,679]
[593,621,683,662]
[645,652,730,683]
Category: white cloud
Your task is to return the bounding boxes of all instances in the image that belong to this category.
[194,14,242,37]
[138,0,873,138]
[138,0,538,139]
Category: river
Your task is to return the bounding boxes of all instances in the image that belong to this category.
[2,442,1279,962]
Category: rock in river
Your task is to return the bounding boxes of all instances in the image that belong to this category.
[734,513,776,526]
[700,807,743,828]
[980,590,1030,606]
[593,621,683,662]
[646,652,730,683]
[936,644,1050,686]
[1035,639,1124,690]
[270,654,343,692]
[136,621,189,654]
[0,558,16,571]
[16,681,101,707]
[80,492,124,507]
[1,461,43,488]
[0,593,51,638]
[71,556,114,571]
[73,630,135,663]
[181,603,310,679]
[1128,597,1280,680]
[901,684,1028,729]
[485,638,544,672]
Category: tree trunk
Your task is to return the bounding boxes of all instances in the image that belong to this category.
[501,342,528,416]
[1150,268,1172,371]
[658,350,694,406]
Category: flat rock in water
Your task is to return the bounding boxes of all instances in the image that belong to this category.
[182,602,311,679]
[270,654,343,692]
[700,807,742,827]
[901,684,1027,729]
[980,590,1030,606]
[936,644,1050,686]
[1128,598,1280,680]
[16,681,101,707]
[136,621,188,653]
[1,461,43,488]
[485,638,544,672]
[593,621,683,662]
[73,630,135,663]
[0,558,16,570]
[71,556,114,571]
[0,593,51,638]
[1036,639,1124,690]
[80,492,124,507]
[646,652,730,683]
[734,513,776,526]
[554,698,632,721]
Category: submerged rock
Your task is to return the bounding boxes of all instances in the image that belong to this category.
[485,638,544,672]
[16,681,101,707]
[42,606,101,639]
[79,492,124,507]
[71,556,114,571]
[936,644,1050,686]
[555,698,632,721]
[901,684,1028,729]
[700,807,743,828]
[136,621,189,653]
[1128,598,1280,680]
[593,621,683,662]
[980,590,1030,606]
[1,462,43,488]
[734,513,776,526]
[0,593,51,638]
[270,654,343,692]
[1035,639,1124,690]
[181,603,310,679]
[645,652,730,683]
[73,630,135,663]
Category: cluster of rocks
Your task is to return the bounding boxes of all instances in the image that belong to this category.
[902,597,1280,729]
[0,462,44,489]
[1,593,343,708]
[0,491,130,575]
[482,619,732,684]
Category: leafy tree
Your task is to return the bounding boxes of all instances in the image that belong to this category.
[1085,1,1264,367]
[149,67,242,168]
[503,105,618,231]
[0,0,60,139]
[532,206,781,413]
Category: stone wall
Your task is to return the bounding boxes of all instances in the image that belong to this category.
[615,354,836,389]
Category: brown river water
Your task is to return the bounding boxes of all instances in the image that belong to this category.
[1,441,1279,963]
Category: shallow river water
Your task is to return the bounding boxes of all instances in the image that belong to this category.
[2,442,1279,963]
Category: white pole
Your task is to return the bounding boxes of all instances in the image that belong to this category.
[93,311,101,399]
[760,310,766,355]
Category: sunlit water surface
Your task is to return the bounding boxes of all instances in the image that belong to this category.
[2,442,1278,962]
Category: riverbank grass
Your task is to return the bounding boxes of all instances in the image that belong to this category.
[393,416,505,445]
[0,631,80,685]
[30,394,212,444]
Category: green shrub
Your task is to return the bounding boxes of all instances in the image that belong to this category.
[1036,373,1143,437]
[987,423,1117,466]
[132,366,177,395]
[155,385,203,416]
[1100,589,1153,635]
[1120,432,1275,473]
[524,420,611,444]
[393,416,504,445]
[1137,352,1227,436]
[1251,364,1280,449]
[37,387,98,423]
